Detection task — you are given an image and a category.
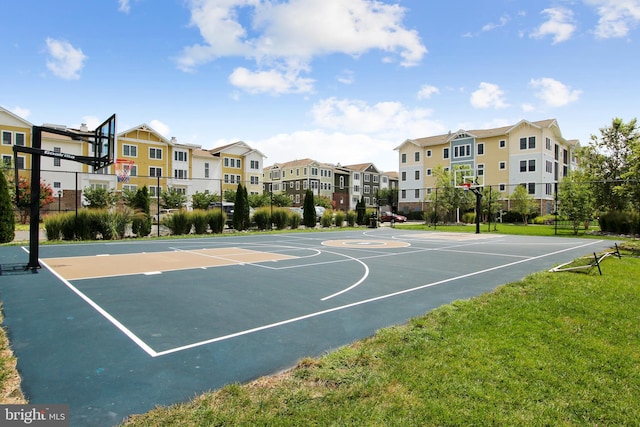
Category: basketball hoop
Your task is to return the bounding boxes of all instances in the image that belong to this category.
[115,158,134,183]
[462,182,471,192]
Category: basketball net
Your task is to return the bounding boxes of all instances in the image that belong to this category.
[116,159,134,183]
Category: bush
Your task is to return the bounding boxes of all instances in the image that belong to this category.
[191,210,209,234]
[334,211,345,228]
[599,211,640,235]
[320,209,334,227]
[44,214,64,240]
[461,212,475,224]
[207,210,226,234]
[272,208,289,230]
[162,210,191,235]
[61,212,77,240]
[289,211,301,229]
[253,208,271,230]
[347,210,357,227]
[0,170,14,243]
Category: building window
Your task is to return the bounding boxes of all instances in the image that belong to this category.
[340,176,344,189]
[150,186,162,197]
[174,151,188,162]
[15,133,25,146]
[174,169,188,179]
[499,140,506,148]
[546,183,553,195]
[477,164,485,176]
[364,185,370,194]
[149,148,162,159]
[373,175,379,183]
[414,189,420,199]
[2,131,11,145]
[520,160,527,172]
[401,171,407,181]
[414,170,420,180]
[528,182,535,194]
[401,153,407,163]
[546,137,551,150]
[150,167,162,177]
[123,184,138,192]
[499,161,506,170]
[528,159,536,172]
[250,176,259,185]
[364,173,371,182]
[477,143,484,155]
[499,183,506,192]
[528,136,536,149]
[520,138,527,150]
[250,160,259,169]
[454,145,470,158]
[427,149,432,157]
[123,144,137,157]
[414,152,420,162]
[130,165,137,177]
[443,147,449,159]
[353,173,360,181]
[53,147,61,167]
[204,163,210,178]
[427,168,432,176]
[401,189,406,199]
[2,155,12,166]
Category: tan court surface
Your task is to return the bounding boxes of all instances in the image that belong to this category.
[43,247,297,280]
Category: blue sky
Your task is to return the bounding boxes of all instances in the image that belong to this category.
[1,0,639,172]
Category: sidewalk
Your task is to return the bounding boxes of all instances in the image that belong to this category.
[13,230,46,243]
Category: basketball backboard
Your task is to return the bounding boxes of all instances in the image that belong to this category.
[453,164,484,189]
[93,113,116,170]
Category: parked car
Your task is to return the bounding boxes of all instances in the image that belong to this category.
[379,211,407,223]
[208,201,235,225]
[152,208,179,223]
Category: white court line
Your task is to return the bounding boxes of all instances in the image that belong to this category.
[28,239,604,358]
[151,239,604,357]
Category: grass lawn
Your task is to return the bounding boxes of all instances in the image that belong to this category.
[1,228,638,426]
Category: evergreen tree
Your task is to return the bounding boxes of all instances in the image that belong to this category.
[0,169,15,243]
[242,185,250,228]
[131,186,151,237]
[356,196,366,225]
[233,183,246,230]
[303,189,316,227]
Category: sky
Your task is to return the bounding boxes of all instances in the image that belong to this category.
[1,0,639,172]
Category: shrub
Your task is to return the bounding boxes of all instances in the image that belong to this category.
[347,210,357,227]
[60,212,77,240]
[289,211,301,229]
[253,208,271,230]
[334,211,345,228]
[320,209,334,227]
[272,208,289,230]
[207,210,226,234]
[191,210,209,234]
[461,212,475,224]
[44,214,64,240]
[75,209,97,240]
[0,170,14,243]
[163,210,191,235]
[599,211,640,235]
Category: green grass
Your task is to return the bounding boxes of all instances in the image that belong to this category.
[120,241,640,426]
[396,221,608,238]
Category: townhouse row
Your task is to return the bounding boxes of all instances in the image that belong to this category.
[2,106,579,216]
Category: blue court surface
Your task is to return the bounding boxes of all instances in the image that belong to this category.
[0,229,617,426]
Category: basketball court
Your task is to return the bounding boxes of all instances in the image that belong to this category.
[0,229,617,426]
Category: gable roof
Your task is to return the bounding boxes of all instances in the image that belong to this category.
[208,140,266,159]
[0,106,33,128]
[118,123,172,144]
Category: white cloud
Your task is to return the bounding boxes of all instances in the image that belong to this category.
[45,38,87,80]
[470,82,509,109]
[311,97,444,139]
[177,0,426,93]
[417,85,440,100]
[531,7,576,44]
[228,67,314,94]
[530,77,582,107]
[150,119,171,137]
[586,0,640,38]
[337,70,355,85]
[118,0,131,13]
[482,15,510,32]
[521,103,536,113]
[11,107,31,119]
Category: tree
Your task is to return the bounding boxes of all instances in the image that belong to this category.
[378,187,398,210]
[303,189,316,227]
[0,168,15,243]
[83,186,116,209]
[242,184,250,227]
[14,177,55,223]
[192,191,219,210]
[578,117,639,212]
[426,166,473,223]
[356,196,366,225]
[161,187,187,209]
[271,193,292,207]
[557,171,595,235]
[131,186,151,237]
[480,186,504,224]
[510,185,536,225]
[233,183,247,230]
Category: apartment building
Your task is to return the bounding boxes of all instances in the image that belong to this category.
[1,108,265,208]
[341,163,382,210]
[395,119,579,214]
[263,158,333,206]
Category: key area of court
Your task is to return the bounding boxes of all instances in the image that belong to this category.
[0,229,616,426]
